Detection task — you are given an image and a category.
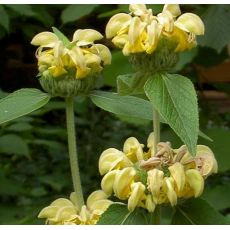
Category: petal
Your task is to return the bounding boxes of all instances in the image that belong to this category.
[123,137,144,162]
[113,167,136,200]
[112,34,128,48]
[129,4,148,16]
[147,132,155,156]
[163,4,181,17]
[157,10,174,33]
[38,52,54,65]
[38,206,58,219]
[106,13,131,39]
[99,148,132,175]
[145,19,161,54]
[68,46,86,69]
[197,145,218,174]
[145,194,156,212]
[175,13,205,35]
[69,192,80,212]
[89,199,112,213]
[79,205,90,223]
[164,177,177,206]
[50,198,74,207]
[101,170,118,195]
[86,190,108,210]
[73,29,103,44]
[48,65,67,77]
[185,169,204,197]
[93,44,112,65]
[128,182,145,212]
[85,53,101,67]
[147,169,164,198]
[50,206,77,223]
[168,162,185,192]
[128,17,146,46]
[31,32,58,46]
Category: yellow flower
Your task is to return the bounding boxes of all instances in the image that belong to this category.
[38,190,112,225]
[105,4,205,55]
[31,28,111,79]
[99,133,218,213]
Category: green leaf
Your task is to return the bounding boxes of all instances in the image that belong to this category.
[90,90,153,120]
[7,122,33,132]
[0,134,29,157]
[52,27,70,47]
[5,4,34,16]
[198,5,230,52]
[0,5,9,31]
[198,130,213,142]
[97,203,148,225]
[117,73,148,95]
[144,73,198,156]
[61,4,98,24]
[0,88,50,125]
[202,184,230,211]
[172,198,229,224]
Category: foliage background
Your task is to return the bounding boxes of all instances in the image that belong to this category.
[0,4,230,224]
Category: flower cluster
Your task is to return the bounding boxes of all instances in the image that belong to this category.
[99,133,217,212]
[106,4,204,56]
[31,29,111,79]
[38,190,112,225]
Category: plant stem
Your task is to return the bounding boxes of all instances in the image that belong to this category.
[150,206,161,224]
[65,97,84,208]
[153,109,160,154]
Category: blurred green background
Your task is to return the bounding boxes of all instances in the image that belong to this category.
[0,4,230,224]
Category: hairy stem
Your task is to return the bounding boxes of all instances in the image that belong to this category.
[66,97,84,207]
